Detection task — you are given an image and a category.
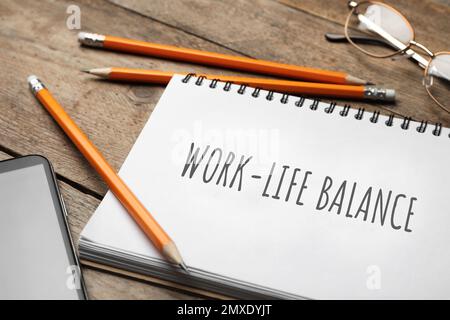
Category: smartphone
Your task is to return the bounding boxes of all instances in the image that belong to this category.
[0,155,87,299]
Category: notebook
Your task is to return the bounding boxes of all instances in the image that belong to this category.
[80,74,450,299]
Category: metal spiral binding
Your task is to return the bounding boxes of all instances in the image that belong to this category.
[385,114,395,127]
[340,105,351,117]
[252,88,261,98]
[224,81,232,91]
[210,79,219,89]
[181,74,447,139]
[417,120,428,133]
[309,99,320,111]
[433,123,442,136]
[401,117,412,130]
[370,111,380,123]
[295,97,305,107]
[182,73,194,83]
[195,76,206,86]
[325,102,336,114]
[238,84,246,94]
[355,108,365,120]
[281,94,289,104]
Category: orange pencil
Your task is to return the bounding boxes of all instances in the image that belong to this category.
[78,32,369,85]
[84,67,395,101]
[27,75,188,272]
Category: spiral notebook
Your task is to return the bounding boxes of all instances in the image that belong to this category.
[80,75,450,299]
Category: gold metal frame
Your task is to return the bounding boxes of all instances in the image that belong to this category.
[344,0,415,58]
[344,1,448,113]
[424,51,450,113]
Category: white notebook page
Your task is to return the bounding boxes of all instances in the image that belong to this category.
[82,75,450,299]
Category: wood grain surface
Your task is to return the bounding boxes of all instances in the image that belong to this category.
[0,151,194,299]
[0,0,448,299]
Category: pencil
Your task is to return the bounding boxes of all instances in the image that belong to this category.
[83,67,395,101]
[27,75,189,273]
[78,32,369,85]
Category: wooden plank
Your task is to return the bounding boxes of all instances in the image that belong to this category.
[1,0,448,198]
[109,0,450,126]
[0,0,254,196]
[0,152,197,299]
[83,260,225,300]
[63,178,199,299]
[1,0,448,300]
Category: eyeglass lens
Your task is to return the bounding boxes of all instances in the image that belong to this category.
[425,53,450,112]
[345,2,414,57]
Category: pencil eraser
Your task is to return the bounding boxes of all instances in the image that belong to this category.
[385,89,396,102]
[78,32,105,47]
[78,32,88,43]
[27,75,38,84]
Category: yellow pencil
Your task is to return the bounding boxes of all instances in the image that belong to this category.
[78,32,369,85]
[27,75,188,272]
[84,67,395,101]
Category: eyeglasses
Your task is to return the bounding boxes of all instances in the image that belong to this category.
[329,1,449,113]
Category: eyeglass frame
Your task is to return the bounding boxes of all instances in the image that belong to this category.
[344,1,449,112]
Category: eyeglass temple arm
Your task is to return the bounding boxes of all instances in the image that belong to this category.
[325,33,394,49]
[325,31,428,69]
[356,14,429,68]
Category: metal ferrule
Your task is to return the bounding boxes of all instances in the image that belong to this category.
[28,76,45,95]
[78,32,105,47]
[363,86,396,102]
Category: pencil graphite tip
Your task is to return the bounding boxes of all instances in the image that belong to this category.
[180,262,190,274]
[346,74,371,85]
[163,242,189,273]
[82,67,111,78]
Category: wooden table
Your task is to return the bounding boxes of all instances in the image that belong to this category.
[0,0,448,299]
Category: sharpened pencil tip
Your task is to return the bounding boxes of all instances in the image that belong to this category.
[82,67,111,78]
[346,74,370,85]
[180,262,190,273]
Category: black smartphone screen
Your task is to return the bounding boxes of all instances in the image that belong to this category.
[0,155,86,299]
